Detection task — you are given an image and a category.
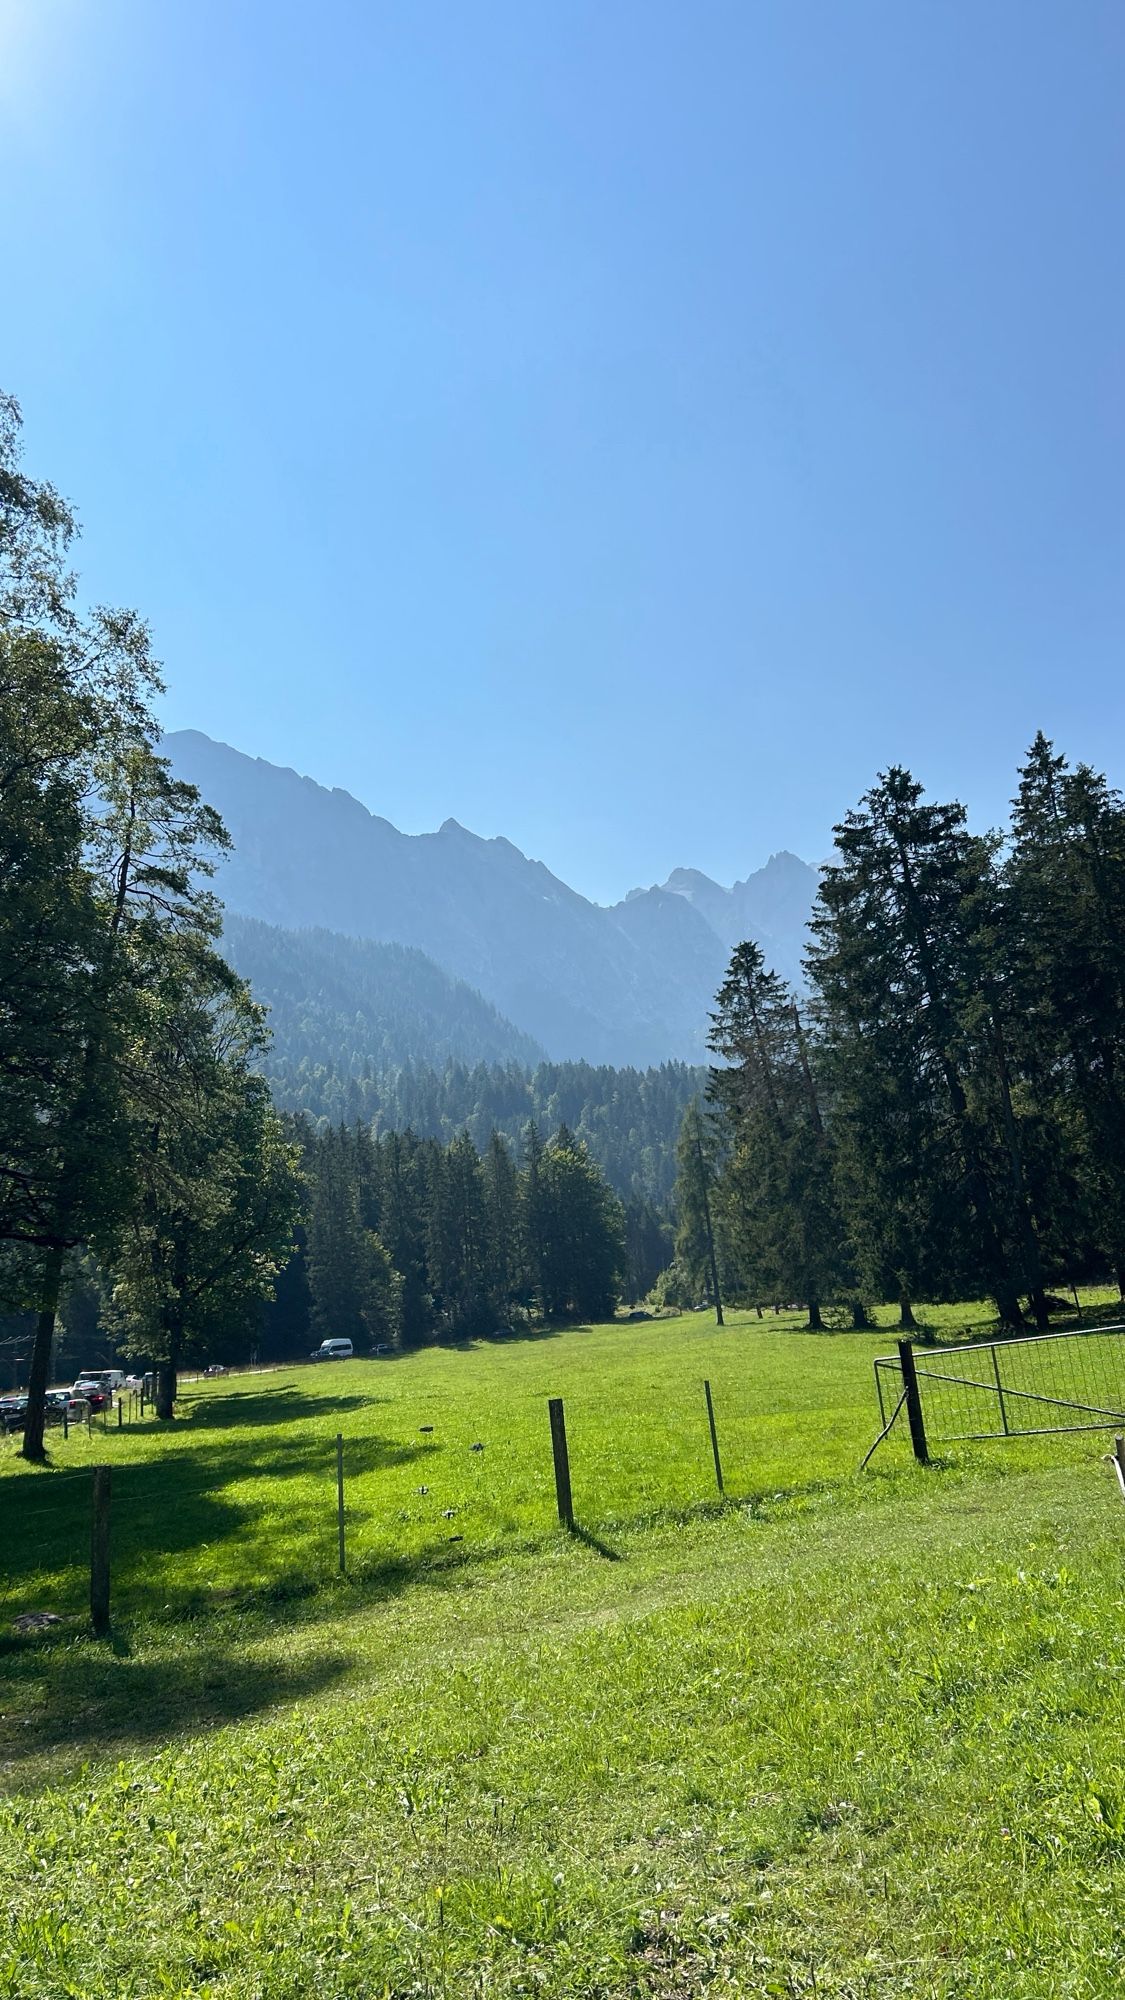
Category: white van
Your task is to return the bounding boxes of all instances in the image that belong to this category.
[310,1338,354,1362]
[76,1368,127,1392]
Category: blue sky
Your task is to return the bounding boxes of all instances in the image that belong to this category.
[3,0,1122,903]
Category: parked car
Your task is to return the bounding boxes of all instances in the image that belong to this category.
[0,1395,27,1433]
[203,1364,228,1377]
[76,1369,126,1393]
[72,1380,111,1412]
[124,1374,145,1393]
[309,1338,354,1362]
[44,1390,71,1424]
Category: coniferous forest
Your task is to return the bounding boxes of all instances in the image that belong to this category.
[673,758,1125,1333]
[5,392,1125,1459]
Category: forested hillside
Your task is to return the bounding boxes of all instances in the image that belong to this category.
[219,915,703,1205]
[222,915,545,1072]
[266,1051,701,1207]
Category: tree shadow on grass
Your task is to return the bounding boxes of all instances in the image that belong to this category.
[173,1386,381,1430]
[0,1526,535,1790]
[0,1623,351,1783]
[1,1427,432,1617]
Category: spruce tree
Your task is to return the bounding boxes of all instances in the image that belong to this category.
[376,1130,433,1344]
[427,1131,488,1334]
[536,1130,624,1321]
[708,942,840,1328]
[673,1100,725,1323]
[1006,735,1125,1292]
[481,1129,521,1322]
[808,768,1027,1327]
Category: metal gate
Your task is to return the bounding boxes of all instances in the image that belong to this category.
[866,1323,1125,1465]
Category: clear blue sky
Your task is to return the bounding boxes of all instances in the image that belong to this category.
[3,0,1122,903]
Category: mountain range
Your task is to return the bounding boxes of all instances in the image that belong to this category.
[166,729,819,1067]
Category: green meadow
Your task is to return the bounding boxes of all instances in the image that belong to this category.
[2,1302,1124,1997]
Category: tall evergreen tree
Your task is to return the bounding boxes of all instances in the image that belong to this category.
[673,1100,725,1324]
[306,1128,399,1351]
[427,1131,489,1334]
[808,769,1027,1327]
[376,1130,434,1344]
[708,943,840,1328]
[481,1129,522,1322]
[537,1129,624,1321]
[1005,735,1125,1293]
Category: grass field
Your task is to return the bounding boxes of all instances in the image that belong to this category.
[2,1301,1124,1996]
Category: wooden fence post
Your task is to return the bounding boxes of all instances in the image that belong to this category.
[90,1466,111,1636]
[548,1398,574,1528]
[336,1433,346,1574]
[898,1340,929,1465]
[703,1379,724,1496]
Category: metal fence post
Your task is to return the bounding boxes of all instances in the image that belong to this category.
[703,1379,724,1496]
[990,1345,1011,1434]
[548,1397,574,1528]
[898,1340,930,1465]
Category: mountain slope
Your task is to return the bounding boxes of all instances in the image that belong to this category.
[165,730,817,1062]
[657,850,818,988]
[221,914,545,1076]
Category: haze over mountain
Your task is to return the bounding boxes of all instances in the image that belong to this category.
[221,915,545,1076]
[167,730,818,1065]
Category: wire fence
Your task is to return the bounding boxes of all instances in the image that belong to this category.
[1,1370,762,1628]
[874,1323,1125,1448]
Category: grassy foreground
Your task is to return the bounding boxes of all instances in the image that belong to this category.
[2,1306,1124,1996]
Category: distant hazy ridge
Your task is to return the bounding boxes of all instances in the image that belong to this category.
[167,730,818,1066]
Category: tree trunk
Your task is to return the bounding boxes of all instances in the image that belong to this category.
[21,1243,66,1464]
[807,1297,824,1332]
[755,1303,763,1319]
[993,1277,1026,1330]
[155,1362,177,1421]
[851,1299,872,1331]
[898,1291,918,1332]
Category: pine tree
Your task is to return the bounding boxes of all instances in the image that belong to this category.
[307,1129,384,1351]
[427,1131,489,1334]
[536,1130,624,1321]
[808,768,1026,1327]
[673,1100,725,1323]
[519,1121,548,1313]
[376,1130,433,1344]
[1006,735,1125,1293]
[481,1129,521,1322]
[708,943,841,1328]
[622,1199,673,1304]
